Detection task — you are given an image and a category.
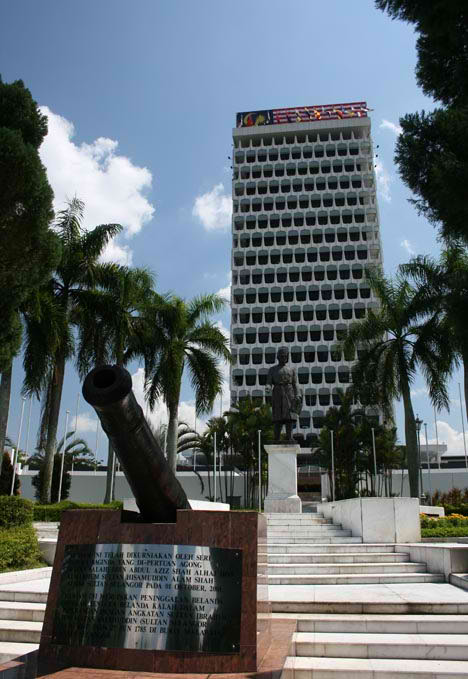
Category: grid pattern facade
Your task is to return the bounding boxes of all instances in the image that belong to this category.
[229,109,383,446]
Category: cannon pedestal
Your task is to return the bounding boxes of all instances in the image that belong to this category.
[38,509,270,675]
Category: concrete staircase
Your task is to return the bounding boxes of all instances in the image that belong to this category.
[267,513,443,586]
[0,569,49,664]
[267,512,468,677]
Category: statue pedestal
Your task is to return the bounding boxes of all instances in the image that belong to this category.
[264,444,302,513]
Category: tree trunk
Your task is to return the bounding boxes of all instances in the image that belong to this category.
[103,442,116,504]
[42,354,66,504]
[401,380,419,498]
[166,402,179,475]
[0,363,13,473]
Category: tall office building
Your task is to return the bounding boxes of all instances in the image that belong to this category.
[230,102,383,446]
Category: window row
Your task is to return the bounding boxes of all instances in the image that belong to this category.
[234,247,371,268]
[234,229,371,246]
[234,216,379,233]
[234,143,364,164]
[235,162,369,184]
[233,299,371,324]
[232,366,352,386]
[234,212,377,230]
[235,197,373,214]
[233,345,359,364]
[232,325,348,346]
[235,183,372,202]
[233,279,376,305]
[232,319,365,343]
[234,129,369,148]
[234,305,368,324]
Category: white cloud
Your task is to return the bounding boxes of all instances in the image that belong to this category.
[374,158,392,203]
[192,183,232,231]
[410,387,427,398]
[74,412,98,434]
[380,119,402,136]
[39,106,155,264]
[216,272,231,302]
[422,420,468,456]
[401,239,415,256]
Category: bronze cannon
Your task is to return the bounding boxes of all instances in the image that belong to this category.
[82,364,190,522]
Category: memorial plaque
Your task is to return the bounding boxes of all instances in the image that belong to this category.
[52,543,242,653]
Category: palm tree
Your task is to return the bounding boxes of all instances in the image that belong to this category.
[400,245,468,420]
[22,198,122,503]
[76,265,154,502]
[343,271,450,498]
[315,388,366,500]
[143,293,230,474]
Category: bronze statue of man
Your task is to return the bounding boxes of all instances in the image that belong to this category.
[267,347,301,443]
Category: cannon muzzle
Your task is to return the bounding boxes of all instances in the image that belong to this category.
[82,364,190,522]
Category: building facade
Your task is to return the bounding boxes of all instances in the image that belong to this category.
[230,102,383,446]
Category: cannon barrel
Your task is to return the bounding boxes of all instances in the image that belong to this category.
[82,364,190,522]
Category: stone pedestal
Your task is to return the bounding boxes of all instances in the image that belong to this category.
[264,444,302,513]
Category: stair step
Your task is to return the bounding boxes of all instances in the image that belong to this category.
[0,601,45,622]
[0,641,39,663]
[294,631,468,660]
[268,527,344,534]
[272,597,468,615]
[267,535,361,544]
[268,562,426,575]
[283,655,468,678]
[268,543,393,553]
[0,619,42,643]
[268,552,409,564]
[268,572,444,585]
[294,613,468,634]
[0,590,48,604]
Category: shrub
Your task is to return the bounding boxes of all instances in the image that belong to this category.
[0,496,33,528]
[33,500,123,522]
[0,453,20,496]
[0,524,43,572]
[32,454,71,503]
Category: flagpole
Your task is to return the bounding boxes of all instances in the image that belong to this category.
[458,383,468,469]
[434,406,441,469]
[11,397,26,495]
[25,397,33,464]
[258,430,262,511]
[58,410,70,502]
[330,429,335,502]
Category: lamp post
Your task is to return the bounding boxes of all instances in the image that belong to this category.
[424,422,432,505]
[258,430,262,511]
[330,429,335,502]
[415,415,423,500]
[371,427,378,497]
[10,397,27,496]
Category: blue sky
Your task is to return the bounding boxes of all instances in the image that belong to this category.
[1,0,466,461]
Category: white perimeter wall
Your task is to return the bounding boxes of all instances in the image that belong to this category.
[18,471,246,505]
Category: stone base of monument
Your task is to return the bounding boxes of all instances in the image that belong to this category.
[38,509,270,675]
[264,444,302,514]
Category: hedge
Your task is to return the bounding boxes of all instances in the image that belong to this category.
[0,524,43,572]
[0,496,34,528]
[420,512,468,537]
[33,500,123,522]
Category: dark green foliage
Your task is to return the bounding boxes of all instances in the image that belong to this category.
[0,496,33,527]
[375,1,468,107]
[0,524,43,572]
[0,77,58,370]
[33,500,122,522]
[31,454,71,503]
[0,452,20,496]
[395,109,468,243]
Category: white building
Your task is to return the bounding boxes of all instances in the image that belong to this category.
[230,102,384,446]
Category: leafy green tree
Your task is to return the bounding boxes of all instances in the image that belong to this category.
[22,198,122,503]
[400,246,468,420]
[224,398,274,507]
[344,271,450,498]
[394,108,468,244]
[0,78,58,455]
[76,265,154,503]
[144,293,230,474]
[375,1,468,106]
